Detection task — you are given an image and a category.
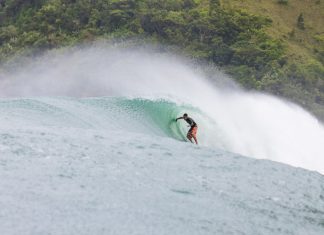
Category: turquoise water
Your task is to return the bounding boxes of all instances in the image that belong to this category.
[0,97,206,142]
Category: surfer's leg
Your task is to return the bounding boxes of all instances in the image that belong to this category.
[187,132,193,143]
[192,127,198,145]
[193,136,198,145]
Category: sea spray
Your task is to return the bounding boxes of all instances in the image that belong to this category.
[0,44,324,173]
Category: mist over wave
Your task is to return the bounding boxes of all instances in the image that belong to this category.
[0,44,324,174]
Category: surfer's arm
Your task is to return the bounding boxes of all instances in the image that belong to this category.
[176,117,184,121]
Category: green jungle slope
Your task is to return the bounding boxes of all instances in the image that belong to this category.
[223,0,324,117]
[0,0,323,119]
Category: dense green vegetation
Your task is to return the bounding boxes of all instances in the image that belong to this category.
[0,0,323,119]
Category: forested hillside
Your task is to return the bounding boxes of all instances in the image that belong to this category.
[0,0,323,119]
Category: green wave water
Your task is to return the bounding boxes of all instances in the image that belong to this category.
[109,98,207,141]
[0,97,207,143]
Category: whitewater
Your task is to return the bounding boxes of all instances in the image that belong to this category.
[0,45,324,234]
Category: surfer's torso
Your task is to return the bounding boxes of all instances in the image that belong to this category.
[185,117,197,127]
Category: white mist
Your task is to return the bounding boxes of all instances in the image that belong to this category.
[0,44,323,174]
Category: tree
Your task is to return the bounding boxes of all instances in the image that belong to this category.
[209,0,220,15]
[297,13,305,30]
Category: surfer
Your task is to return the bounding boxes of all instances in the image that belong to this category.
[176,113,198,145]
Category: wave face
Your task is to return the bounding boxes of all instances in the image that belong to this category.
[0,45,324,174]
[0,97,192,140]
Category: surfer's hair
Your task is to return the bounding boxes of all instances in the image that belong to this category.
[183,113,188,117]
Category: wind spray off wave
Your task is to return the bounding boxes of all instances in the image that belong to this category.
[0,44,324,173]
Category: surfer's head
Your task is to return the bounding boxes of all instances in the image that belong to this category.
[183,113,188,119]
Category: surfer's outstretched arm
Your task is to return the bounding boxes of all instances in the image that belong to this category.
[176,117,184,121]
